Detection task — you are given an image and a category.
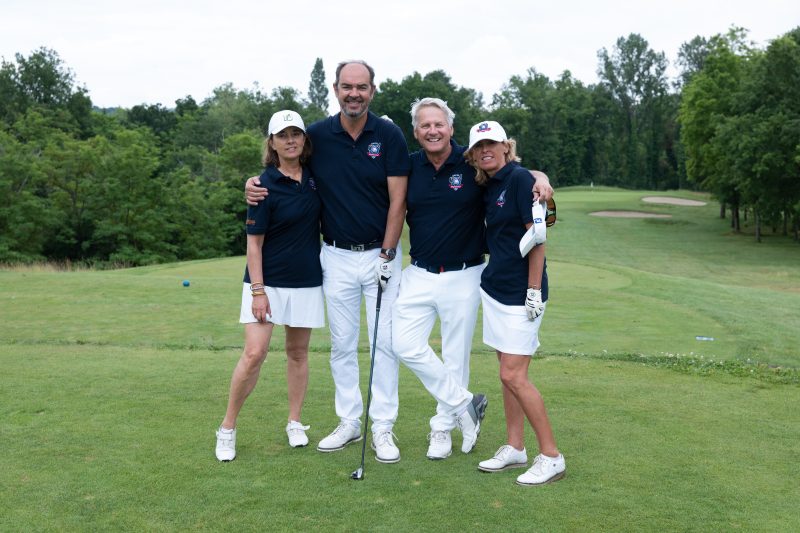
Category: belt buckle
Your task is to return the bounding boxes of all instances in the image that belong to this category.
[351,244,365,252]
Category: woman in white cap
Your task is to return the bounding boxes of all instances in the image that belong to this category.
[215,110,324,461]
[465,120,565,486]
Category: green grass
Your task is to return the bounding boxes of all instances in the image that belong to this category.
[2,187,799,531]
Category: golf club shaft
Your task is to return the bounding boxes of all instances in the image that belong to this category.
[357,285,383,475]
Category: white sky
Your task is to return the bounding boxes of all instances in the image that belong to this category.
[1,0,798,112]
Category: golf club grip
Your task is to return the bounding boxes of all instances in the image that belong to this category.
[357,284,383,474]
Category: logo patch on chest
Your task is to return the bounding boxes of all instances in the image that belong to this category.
[448,174,463,190]
[308,177,317,190]
[496,189,507,207]
[367,142,382,159]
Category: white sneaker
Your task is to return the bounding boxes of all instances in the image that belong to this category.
[516,453,566,486]
[426,430,452,460]
[317,422,361,452]
[286,421,310,448]
[215,427,236,462]
[478,445,528,472]
[456,393,488,453]
[371,430,400,463]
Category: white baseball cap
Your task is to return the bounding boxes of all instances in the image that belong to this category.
[467,120,507,150]
[519,200,548,256]
[268,110,306,135]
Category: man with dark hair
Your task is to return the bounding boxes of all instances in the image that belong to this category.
[246,60,409,463]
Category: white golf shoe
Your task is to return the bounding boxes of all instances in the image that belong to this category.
[426,430,452,460]
[317,422,361,452]
[371,430,400,463]
[516,453,566,486]
[215,427,236,462]
[478,445,528,472]
[456,393,488,453]
[286,421,310,448]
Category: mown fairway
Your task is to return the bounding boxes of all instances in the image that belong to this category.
[2,188,798,531]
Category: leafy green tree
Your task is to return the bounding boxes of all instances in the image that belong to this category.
[0,47,93,137]
[726,29,800,241]
[175,95,198,117]
[0,130,48,262]
[307,57,329,119]
[679,32,751,228]
[126,103,178,142]
[173,84,272,151]
[492,69,559,176]
[676,36,711,89]
[597,34,674,189]
[371,70,483,151]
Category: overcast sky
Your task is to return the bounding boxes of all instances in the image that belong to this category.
[2,0,797,112]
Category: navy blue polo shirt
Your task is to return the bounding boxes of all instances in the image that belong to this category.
[243,165,322,288]
[481,162,549,306]
[306,111,409,244]
[406,141,485,264]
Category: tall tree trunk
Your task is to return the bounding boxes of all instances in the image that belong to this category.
[783,208,788,236]
[755,209,761,242]
[720,202,726,219]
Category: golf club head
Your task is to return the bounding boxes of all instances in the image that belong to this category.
[351,467,364,480]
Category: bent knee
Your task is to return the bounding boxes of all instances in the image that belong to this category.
[499,369,527,390]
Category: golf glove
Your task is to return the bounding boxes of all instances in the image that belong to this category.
[375,257,393,290]
[525,288,544,320]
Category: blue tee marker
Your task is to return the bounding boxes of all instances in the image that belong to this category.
[182,280,190,287]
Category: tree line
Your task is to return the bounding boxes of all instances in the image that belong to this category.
[1,28,798,266]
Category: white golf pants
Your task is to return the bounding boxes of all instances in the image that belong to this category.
[321,243,401,433]
[392,262,484,432]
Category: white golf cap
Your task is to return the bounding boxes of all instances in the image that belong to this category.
[519,200,548,257]
[268,110,306,135]
[467,120,507,150]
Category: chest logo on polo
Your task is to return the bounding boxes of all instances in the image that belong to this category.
[448,174,463,190]
[308,178,317,190]
[496,189,507,207]
[367,142,382,159]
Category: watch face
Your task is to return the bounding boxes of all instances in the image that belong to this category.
[383,248,396,260]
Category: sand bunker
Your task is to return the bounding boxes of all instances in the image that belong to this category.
[590,211,672,218]
[642,196,706,206]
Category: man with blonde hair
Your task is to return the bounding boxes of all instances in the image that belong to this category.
[393,97,553,459]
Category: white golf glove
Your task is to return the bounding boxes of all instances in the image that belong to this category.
[375,257,393,290]
[525,288,544,320]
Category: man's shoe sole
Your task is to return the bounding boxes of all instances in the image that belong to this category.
[316,435,362,452]
[478,461,527,472]
[515,471,566,486]
[426,450,452,460]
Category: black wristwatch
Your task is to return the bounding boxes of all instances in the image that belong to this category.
[380,247,396,260]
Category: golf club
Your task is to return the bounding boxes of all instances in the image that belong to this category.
[351,284,383,481]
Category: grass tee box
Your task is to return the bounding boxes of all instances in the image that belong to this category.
[1,188,799,530]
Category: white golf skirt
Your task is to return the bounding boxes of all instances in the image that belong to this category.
[240,283,325,328]
[480,287,545,356]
